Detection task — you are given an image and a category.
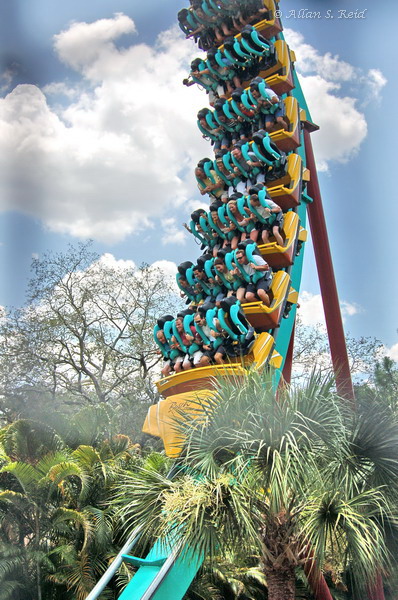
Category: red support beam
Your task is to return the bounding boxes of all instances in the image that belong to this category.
[303,552,334,600]
[367,573,386,600]
[303,128,355,403]
[282,318,295,385]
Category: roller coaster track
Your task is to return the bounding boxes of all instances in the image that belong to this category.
[86,1,354,598]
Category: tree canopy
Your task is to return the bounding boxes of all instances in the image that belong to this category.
[0,412,142,600]
[0,242,182,428]
[114,371,398,600]
[0,242,397,600]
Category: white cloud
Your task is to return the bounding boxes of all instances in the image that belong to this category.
[1,17,386,242]
[298,291,325,327]
[382,343,398,363]
[0,15,209,243]
[340,300,362,317]
[161,218,186,245]
[53,13,137,75]
[0,69,13,93]
[95,254,179,302]
[364,68,387,102]
[151,259,179,295]
[285,29,387,100]
[152,259,177,278]
[284,28,386,171]
[92,253,177,287]
[299,75,367,171]
[285,30,355,82]
[298,291,361,327]
[42,81,80,99]
[98,252,136,270]
[53,253,178,304]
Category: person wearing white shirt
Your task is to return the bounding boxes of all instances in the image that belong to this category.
[234,250,272,306]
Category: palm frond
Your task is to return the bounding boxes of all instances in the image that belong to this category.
[114,463,174,540]
[0,489,28,505]
[0,580,26,600]
[1,461,41,494]
[113,369,396,598]
[47,460,92,502]
[349,405,398,491]
[34,450,73,477]
[0,419,64,461]
[84,506,113,550]
[72,445,103,469]
[302,486,390,593]
[0,545,26,579]
[52,507,93,552]
[68,403,116,447]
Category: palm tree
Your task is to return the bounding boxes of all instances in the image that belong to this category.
[0,413,142,600]
[115,371,398,600]
[186,554,267,600]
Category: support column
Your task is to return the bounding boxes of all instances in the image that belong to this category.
[281,319,295,385]
[367,573,386,600]
[303,128,355,403]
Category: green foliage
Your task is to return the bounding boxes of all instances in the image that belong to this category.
[0,417,143,600]
[0,419,64,462]
[0,242,396,599]
[375,357,398,395]
[114,371,398,600]
[293,317,383,385]
[185,554,268,600]
[0,241,182,431]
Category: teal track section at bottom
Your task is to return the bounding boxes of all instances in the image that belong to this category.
[118,538,203,600]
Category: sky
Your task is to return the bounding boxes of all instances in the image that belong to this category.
[0,0,397,358]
